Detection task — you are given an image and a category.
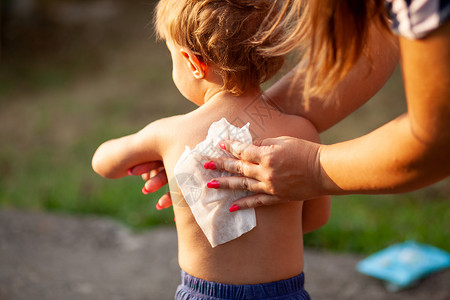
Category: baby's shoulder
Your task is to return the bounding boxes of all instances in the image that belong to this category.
[140,115,183,136]
[264,112,320,143]
[147,112,213,151]
[137,114,186,148]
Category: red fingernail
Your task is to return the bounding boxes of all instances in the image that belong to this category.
[156,203,163,210]
[207,180,219,189]
[218,142,226,150]
[142,186,150,195]
[203,161,216,170]
[229,204,240,212]
[127,168,133,176]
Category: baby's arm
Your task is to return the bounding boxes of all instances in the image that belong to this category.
[92,118,169,179]
[302,195,331,234]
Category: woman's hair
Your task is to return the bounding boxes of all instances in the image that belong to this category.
[252,0,393,98]
[154,0,285,96]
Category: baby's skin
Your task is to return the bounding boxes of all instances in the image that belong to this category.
[93,91,330,284]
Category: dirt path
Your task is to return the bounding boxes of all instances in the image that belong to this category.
[0,210,448,300]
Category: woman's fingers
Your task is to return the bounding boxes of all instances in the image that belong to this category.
[143,169,168,194]
[156,192,173,210]
[126,161,173,211]
[207,176,266,193]
[142,166,165,181]
[210,157,261,179]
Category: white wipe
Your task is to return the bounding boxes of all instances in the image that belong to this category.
[174,118,256,247]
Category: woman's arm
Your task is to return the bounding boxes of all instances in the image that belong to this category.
[302,195,331,234]
[319,20,450,195]
[92,119,167,179]
[208,20,450,208]
[266,23,400,132]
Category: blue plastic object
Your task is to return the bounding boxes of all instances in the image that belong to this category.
[357,241,450,290]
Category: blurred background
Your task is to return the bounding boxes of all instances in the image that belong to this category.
[0,0,448,256]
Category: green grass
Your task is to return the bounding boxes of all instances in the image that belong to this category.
[304,194,450,254]
[0,123,175,229]
[0,40,179,230]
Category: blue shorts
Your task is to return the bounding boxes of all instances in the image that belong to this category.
[175,270,311,300]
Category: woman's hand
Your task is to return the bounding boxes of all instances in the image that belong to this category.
[205,136,331,210]
[128,162,173,210]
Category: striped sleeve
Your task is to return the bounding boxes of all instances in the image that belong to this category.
[386,0,450,39]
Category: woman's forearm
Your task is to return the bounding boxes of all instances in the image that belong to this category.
[208,15,449,209]
[319,113,449,195]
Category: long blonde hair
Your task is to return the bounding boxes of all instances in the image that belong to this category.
[253,0,392,98]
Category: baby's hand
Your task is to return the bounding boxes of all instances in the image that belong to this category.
[128,162,173,210]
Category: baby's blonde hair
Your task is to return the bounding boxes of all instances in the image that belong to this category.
[154,0,285,96]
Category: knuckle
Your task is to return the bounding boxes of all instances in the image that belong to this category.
[266,185,276,195]
[225,180,234,190]
[223,158,235,172]
[263,174,276,193]
[262,149,277,167]
[230,142,243,157]
[241,177,249,190]
[263,179,277,195]
[264,171,275,183]
[226,180,237,190]
[253,194,265,207]
[216,158,225,169]
[235,160,245,175]
[215,179,227,189]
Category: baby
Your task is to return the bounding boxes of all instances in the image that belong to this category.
[92,0,331,299]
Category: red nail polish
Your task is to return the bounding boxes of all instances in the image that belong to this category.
[207,180,219,189]
[127,168,133,176]
[142,186,150,195]
[218,142,226,150]
[203,161,216,170]
[229,204,240,212]
[156,203,163,210]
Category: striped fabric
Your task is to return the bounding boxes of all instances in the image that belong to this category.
[386,0,450,39]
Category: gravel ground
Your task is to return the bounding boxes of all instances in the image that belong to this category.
[0,209,448,300]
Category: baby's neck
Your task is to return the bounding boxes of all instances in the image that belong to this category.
[202,86,263,106]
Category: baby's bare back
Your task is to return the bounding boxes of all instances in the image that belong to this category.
[160,95,318,284]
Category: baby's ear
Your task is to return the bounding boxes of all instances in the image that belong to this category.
[180,48,206,79]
